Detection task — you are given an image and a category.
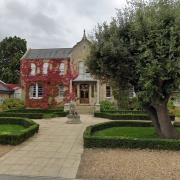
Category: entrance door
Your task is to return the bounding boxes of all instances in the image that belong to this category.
[80,84,89,104]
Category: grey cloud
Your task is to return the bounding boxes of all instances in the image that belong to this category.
[30,12,58,34]
[0,0,126,48]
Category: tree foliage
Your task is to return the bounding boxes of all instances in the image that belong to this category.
[87,0,180,138]
[0,36,27,83]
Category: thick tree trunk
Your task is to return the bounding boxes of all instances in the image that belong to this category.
[145,106,163,137]
[155,102,180,139]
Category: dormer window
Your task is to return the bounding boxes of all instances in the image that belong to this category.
[43,63,48,75]
[59,63,65,75]
[30,63,36,76]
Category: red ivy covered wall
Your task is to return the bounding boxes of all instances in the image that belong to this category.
[20,58,78,109]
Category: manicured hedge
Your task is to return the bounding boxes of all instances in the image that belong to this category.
[101,110,146,114]
[94,112,175,121]
[0,117,39,145]
[0,113,44,119]
[84,121,180,150]
[5,108,64,113]
[0,111,68,119]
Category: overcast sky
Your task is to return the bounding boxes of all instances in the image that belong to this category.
[0,0,126,48]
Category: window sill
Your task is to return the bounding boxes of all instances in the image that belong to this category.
[29,97,43,100]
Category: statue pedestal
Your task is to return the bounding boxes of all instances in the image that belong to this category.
[66,113,81,124]
[66,102,81,124]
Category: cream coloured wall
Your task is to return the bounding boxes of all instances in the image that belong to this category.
[70,38,90,72]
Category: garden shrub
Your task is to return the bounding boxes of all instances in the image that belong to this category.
[167,98,175,113]
[0,99,24,111]
[128,97,141,110]
[84,121,180,150]
[100,100,116,112]
[0,117,39,145]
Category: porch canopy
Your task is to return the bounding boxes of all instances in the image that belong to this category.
[73,73,97,82]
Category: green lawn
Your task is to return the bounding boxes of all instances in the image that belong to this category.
[0,124,26,135]
[93,127,180,139]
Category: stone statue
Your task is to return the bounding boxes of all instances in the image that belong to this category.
[66,102,81,124]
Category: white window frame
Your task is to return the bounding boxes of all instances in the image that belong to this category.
[59,63,65,75]
[43,63,48,75]
[29,84,43,99]
[30,63,36,76]
[59,85,64,98]
[106,85,112,98]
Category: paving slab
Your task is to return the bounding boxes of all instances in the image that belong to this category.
[0,174,80,180]
[0,115,108,179]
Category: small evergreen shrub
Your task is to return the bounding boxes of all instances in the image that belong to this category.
[100,100,116,112]
[0,99,24,111]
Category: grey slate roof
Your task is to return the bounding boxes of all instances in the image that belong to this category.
[23,48,72,59]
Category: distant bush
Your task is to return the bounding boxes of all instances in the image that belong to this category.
[167,98,175,113]
[128,97,141,110]
[0,99,24,111]
[100,100,116,112]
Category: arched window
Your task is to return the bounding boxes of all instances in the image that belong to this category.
[30,63,36,76]
[29,84,43,99]
[79,62,84,74]
[59,63,65,75]
[43,63,48,74]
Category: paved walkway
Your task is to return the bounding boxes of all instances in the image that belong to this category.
[0,115,107,179]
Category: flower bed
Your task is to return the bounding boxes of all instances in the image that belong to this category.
[0,117,39,145]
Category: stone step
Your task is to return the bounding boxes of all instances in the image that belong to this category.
[76,105,94,114]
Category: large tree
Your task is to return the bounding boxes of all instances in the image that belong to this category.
[0,36,27,83]
[87,0,180,138]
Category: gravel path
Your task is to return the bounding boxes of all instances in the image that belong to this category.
[0,145,13,158]
[77,148,180,180]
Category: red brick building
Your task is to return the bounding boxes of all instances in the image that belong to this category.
[20,32,115,110]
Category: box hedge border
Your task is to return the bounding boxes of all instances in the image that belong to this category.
[94,112,175,121]
[0,111,68,119]
[0,117,39,145]
[84,121,180,150]
[5,108,64,113]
